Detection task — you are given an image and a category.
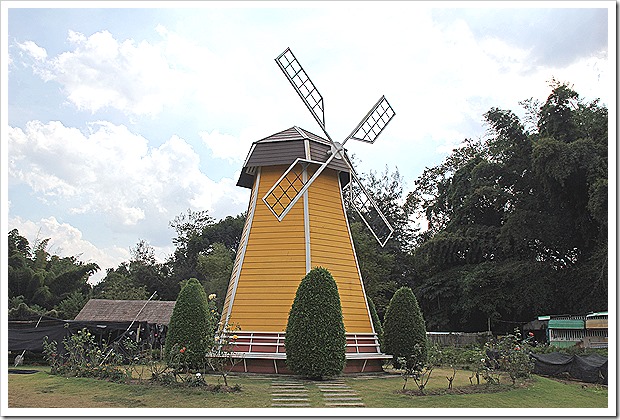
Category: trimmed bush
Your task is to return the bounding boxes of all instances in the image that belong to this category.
[285,267,346,379]
[383,286,428,367]
[367,295,384,351]
[164,278,214,369]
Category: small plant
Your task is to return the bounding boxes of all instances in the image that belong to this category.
[473,329,534,386]
[468,349,484,385]
[478,349,502,385]
[207,323,243,387]
[42,336,62,374]
[398,342,436,393]
[184,372,207,387]
[43,328,127,382]
[493,329,535,385]
[435,346,457,389]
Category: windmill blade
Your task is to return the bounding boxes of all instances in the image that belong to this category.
[344,171,394,247]
[348,95,395,144]
[263,96,395,222]
[276,48,327,135]
[262,158,323,220]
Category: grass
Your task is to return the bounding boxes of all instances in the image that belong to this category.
[8,366,272,408]
[7,365,608,411]
[352,371,608,409]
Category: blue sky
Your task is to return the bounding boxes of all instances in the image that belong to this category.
[2,2,613,283]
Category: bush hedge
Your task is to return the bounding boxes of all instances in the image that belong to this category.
[383,286,428,366]
[285,267,346,379]
[164,278,214,369]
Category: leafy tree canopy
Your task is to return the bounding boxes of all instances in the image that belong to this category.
[8,229,99,319]
[406,81,607,331]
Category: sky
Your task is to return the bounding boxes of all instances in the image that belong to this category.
[2,1,614,284]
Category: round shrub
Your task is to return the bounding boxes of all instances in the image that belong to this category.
[285,267,346,379]
[164,278,214,369]
[383,286,428,367]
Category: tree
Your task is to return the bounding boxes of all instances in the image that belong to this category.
[128,240,176,300]
[164,278,214,369]
[366,294,384,350]
[166,211,244,296]
[202,214,245,254]
[285,267,346,379]
[196,242,234,312]
[347,167,415,318]
[406,82,607,331]
[383,286,427,368]
[349,221,396,318]
[8,229,98,316]
[55,290,90,319]
[93,266,150,300]
[168,209,215,284]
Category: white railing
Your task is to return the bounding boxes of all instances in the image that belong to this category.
[226,331,381,355]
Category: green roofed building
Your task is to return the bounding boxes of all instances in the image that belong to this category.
[524,312,608,349]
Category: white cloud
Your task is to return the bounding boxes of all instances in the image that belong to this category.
[20,30,190,116]
[17,40,47,61]
[199,129,252,163]
[8,120,249,231]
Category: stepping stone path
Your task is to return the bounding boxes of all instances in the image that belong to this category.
[270,380,310,407]
[317,379,365,407]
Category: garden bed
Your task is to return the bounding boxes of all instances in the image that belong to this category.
[398,380,532,397]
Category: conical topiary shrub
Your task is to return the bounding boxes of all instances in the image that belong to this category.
[285,267,346,379]
[383,286,427,367]
[164,278,214,369]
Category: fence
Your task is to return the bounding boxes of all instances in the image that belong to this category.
[427,331,491,347]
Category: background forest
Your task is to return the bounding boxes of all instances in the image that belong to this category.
[8,82,608,333]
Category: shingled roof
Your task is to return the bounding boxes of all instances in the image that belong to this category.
[74,299,176,325]
[237,126,351,189]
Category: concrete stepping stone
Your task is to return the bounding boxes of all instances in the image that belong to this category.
[325,402,365,407]
[271,403,311,407]
[316,380,365,407]
[271,380,310,407]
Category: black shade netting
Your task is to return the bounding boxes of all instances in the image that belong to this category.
[530,352,607,384]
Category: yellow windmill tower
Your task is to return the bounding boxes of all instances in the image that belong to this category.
[220,48,395,374]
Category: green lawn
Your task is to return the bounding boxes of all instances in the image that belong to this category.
[6,366,608,413]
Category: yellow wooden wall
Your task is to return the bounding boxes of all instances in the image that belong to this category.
[308,170,373,333]
[224,165,372,333]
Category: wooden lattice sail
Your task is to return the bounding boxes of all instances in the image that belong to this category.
[220,127,388,373]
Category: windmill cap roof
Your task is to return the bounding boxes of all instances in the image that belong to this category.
[236,126,351,189]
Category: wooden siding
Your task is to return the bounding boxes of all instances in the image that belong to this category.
[224,164,373,334]
[226,165,306,331]
[245,140,306,169]
[308,169,373,333]
[308,141,350,173]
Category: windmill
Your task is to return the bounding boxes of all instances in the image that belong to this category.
[220,48,395,374]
